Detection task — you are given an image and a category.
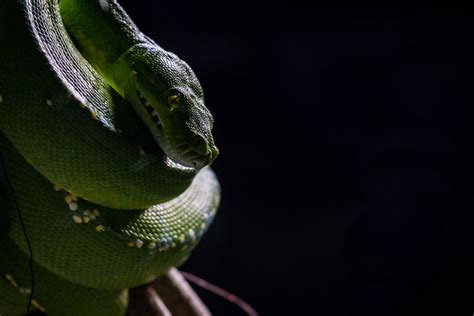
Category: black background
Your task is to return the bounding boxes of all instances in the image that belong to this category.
[120,4,474,316]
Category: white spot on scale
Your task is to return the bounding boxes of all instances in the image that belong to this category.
[90,110,97,120]
[0,95,3,103]
[5,274,18,288]
[135,239,144,248]
[31,299,46,312]
[46,100,52,106]
[188,229,196,241]
[19,287,31,294]
[99,0,110,10]
[68,202,78,211]
[72,215,82,224]
[147,242,156,249]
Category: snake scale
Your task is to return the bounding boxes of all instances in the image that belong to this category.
[0,0,220,315]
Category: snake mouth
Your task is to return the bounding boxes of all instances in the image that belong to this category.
[163,146,207,171]
[175,144,210,169]
[135,90,205,170]
[136,90,163,128]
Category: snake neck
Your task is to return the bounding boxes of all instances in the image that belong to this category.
[58,0,149,81]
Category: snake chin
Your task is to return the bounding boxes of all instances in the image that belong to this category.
[174,144,211,169]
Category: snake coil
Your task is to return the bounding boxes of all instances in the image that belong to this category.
[0,0,220,315]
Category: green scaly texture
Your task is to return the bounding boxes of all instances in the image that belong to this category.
[0,0,220,314]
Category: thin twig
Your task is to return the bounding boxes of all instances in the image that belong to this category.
[181,271,259,316]
[126,283,171,316]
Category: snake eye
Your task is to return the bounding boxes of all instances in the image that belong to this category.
[167,94,181,111]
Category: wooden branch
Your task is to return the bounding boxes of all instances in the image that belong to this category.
[126,283,171,316]
[153,268,211,316]
[126,268,210,316]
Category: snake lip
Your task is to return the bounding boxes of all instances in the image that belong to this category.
[165,144,208,170]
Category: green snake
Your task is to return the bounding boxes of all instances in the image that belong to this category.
[0,0,220,314]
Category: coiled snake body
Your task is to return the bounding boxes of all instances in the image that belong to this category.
[0,0,220,314]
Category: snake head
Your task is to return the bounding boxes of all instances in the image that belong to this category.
[114,44,218,169]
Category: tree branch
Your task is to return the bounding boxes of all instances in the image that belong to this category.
[126,268,211,316]
[154,268,211,316]
[126,283,171,316]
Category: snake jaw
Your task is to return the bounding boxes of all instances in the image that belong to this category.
[134,90,217,170]
[135,90,198,169]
